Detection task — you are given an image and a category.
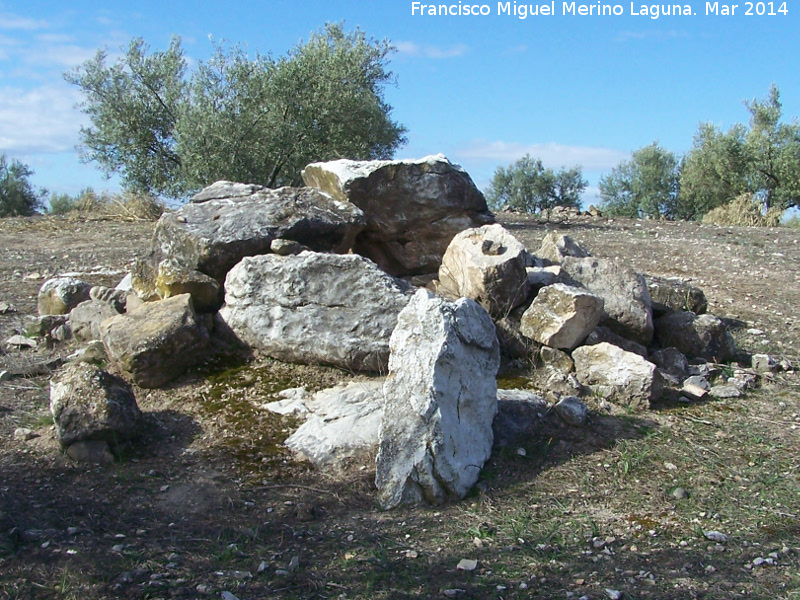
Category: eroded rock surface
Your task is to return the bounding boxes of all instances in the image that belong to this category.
[99,294,210,388]
[437,224,531,317]
[572,342,663,411]
[302,155,494,276]
[562,257,654,345]
[219,252,413,372]
[375,290,500,509]
[520,283,604,350]
[50,362,141,448]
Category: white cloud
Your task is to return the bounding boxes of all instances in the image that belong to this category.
[0,85,86,154]
[457,140,630,170]
[0,13,48,30]
[395,41,468,59]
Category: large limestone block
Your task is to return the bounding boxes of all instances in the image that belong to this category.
[69,300,120,342]
[302,154,494,276]
[137,185,366,292]
[375,290,500,509]
[99,294,210,388]
[654,311,736,362]
[219,252,413,372]
[285,380,385,470]
[38,277,92,316]
[520,283,604,350]
[646,276,708,316]
[437,224,531,317]
[572,342,663,411]
[50,362,141,448]
[536,233,591,265]
[562,256,654,345]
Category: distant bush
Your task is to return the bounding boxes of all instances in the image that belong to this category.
[702,193,783,227]
[47,188,164,221]
[0,154,45,217]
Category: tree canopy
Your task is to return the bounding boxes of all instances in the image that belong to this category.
[599,85,800,221]
[66,23,407,199]
[681,84,800,214]
[598,142,681,219]
[0,155,44,217]
[485,154,587,213]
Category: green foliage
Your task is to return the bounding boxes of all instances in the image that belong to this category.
[0,154,45,217]
[598,142,681,219]
[485,154,586,213]
[65,37,186,197]
[66,23,407,199]
[681,85,800,216]
[783,214,800,229]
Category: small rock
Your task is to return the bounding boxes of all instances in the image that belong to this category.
[605,589,623,600]
[65,440,114,465]
[444,590,466,598]
[555,396,589,427]
[274,569,290,577]
[0,301,15,314]
[664,461,677,470]
[221,593,240,600]
[257,561,268,573]
[0,370,10,382]
[13,428,38,441]
[703,531,728,543]
[456,558,478,571]
[5,335,37,349]
[288,556,300,572]
[405,550,419,559]
[671,487,689,500]
[681,383,708,400]
[751,354,778,373]
[709,385,742,399]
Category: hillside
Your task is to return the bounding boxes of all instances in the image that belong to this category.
[1,212,798,600]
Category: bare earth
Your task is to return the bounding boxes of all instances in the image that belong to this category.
[1,212,798,599]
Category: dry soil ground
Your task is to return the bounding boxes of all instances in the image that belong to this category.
[0,212,798,600]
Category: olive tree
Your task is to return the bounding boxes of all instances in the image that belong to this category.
[681,85,800,215]
[485,154,586,213]
[598,142,682,219]
[0,155,44,217]
[66,23,407,199]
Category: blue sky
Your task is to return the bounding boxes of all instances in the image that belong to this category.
[1,0,797,205]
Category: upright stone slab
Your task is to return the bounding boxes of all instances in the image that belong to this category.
[562,256,654,346]
[302,155,494,276]
[375,290,500,509]
[218,252,413,372]
[437,224,531,317]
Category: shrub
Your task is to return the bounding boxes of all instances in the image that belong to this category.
[0,154,45,217]
[47,188,164,221]
[702,193,783,227]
